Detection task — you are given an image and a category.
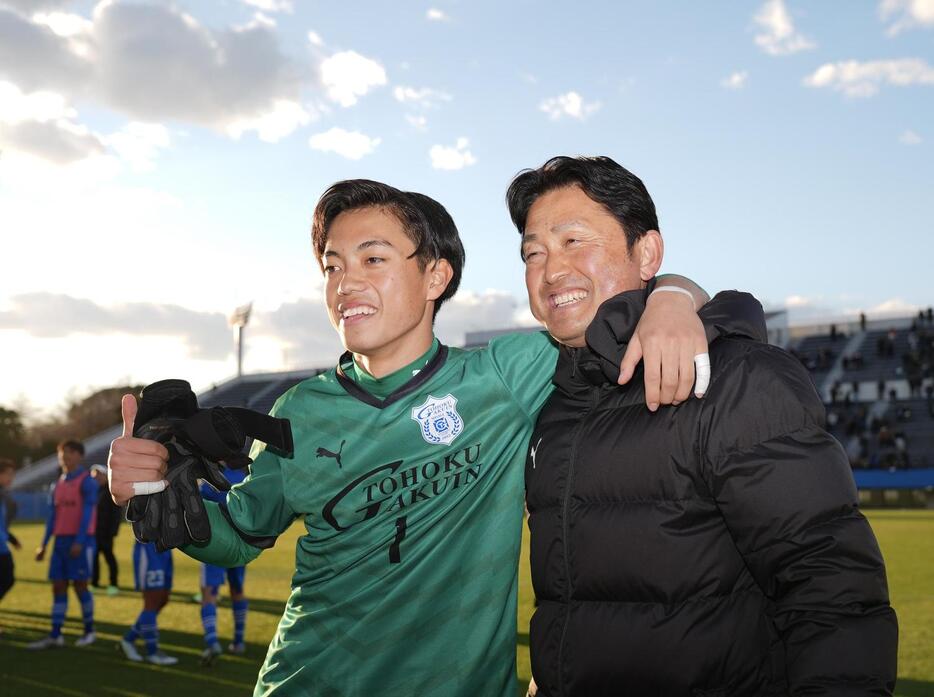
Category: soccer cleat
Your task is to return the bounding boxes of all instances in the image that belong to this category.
[145,650,179,666]
[75,632,96,647]
[200,642,223,666]
[106,585,119,596]
[26,635,65,650]
[118,639,143,662]
[227,641,246,655]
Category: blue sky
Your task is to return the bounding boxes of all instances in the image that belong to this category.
[1,0,932,417]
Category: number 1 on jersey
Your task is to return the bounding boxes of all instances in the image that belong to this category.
[389,516,407,564]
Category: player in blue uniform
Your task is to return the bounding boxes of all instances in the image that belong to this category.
[198,466,249,665]
[28,440,98,649]
[119,540,178,665]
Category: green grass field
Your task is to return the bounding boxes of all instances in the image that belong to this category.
[2,510,932,696]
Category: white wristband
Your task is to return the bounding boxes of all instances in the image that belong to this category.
[649,285,696,311]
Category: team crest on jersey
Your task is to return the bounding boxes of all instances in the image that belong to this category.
[411,394,463,445]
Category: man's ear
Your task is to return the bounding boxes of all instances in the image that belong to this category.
[637,231,663,282]
[427,259,454,301]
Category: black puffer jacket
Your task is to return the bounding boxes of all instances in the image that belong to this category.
[526,288,897,697]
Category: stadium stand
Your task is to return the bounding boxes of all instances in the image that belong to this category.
[11,308,934,508]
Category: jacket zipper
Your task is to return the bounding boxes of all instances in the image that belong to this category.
[556,382,600,697]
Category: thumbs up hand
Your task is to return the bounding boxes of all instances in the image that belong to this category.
[106,394,170,506]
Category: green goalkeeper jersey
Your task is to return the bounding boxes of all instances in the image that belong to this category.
[185,331,557,696]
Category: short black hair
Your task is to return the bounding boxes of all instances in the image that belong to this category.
[57,439,85,456]
[506,156,659,251]
[311,179,464,319]
[405,191,464,316]
[0,458,15,474]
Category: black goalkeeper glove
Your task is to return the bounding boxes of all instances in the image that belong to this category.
[125,379,293,552]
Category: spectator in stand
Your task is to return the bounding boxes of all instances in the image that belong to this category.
[860,312,867,332]
[878,378,886,400]
[89,465,121,596]
[830,323,838,341]
[927,307,933,323]
[878,426,894,447]
[1,459,22,620]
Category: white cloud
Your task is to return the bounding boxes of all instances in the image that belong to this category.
[0,0,72,15]
[393,85,452,108]
[426,8,449,21]
[320,50,387,107]
[0,80,104,164]
[0,79,72,122]
[433,290,538,346]
[804,58,934,97]
[864,297,921,316]
[237,11,276,30]
[0,292,230,360]
[307,30,323,47]
[308,127,380,160]
[429,137,476,170]
[0,2,307,138]
[31,11,92,37]
[104,122,170,171]
[784,294,814,308]
[0,6,93,93]
[539,91,601,121]
[899,128,923,144]
[406,113,428,130]
[753,0,815,55]
[0,118,103,164]
[227,99,314,142]
[721,70,749,89]
[880,0,934,35]
[241,0,293,12]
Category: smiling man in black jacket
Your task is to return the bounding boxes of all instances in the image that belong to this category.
[508,156,897,697]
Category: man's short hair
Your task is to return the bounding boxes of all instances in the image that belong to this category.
[311,179,465,319]
[505,156,659,252]
[0,458,15,474]
[57,439,85,456]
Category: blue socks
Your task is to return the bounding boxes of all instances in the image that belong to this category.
[232,599,248,644]
[50,594,67,638]
[124,615,142,643]
[201,604,218,646]
[138,609,159,655]
[77,588,94,634]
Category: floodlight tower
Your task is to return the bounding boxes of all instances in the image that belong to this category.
[229,302,252,378]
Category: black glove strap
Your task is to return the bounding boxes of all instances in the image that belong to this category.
[226,407,294,459]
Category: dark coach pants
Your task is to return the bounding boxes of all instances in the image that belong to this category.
[92,534,118,587]
[0,553,13,601]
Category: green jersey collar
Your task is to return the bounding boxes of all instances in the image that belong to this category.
[336,338,448,409]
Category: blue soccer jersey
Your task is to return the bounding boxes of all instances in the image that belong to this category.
[133,542,173,591]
